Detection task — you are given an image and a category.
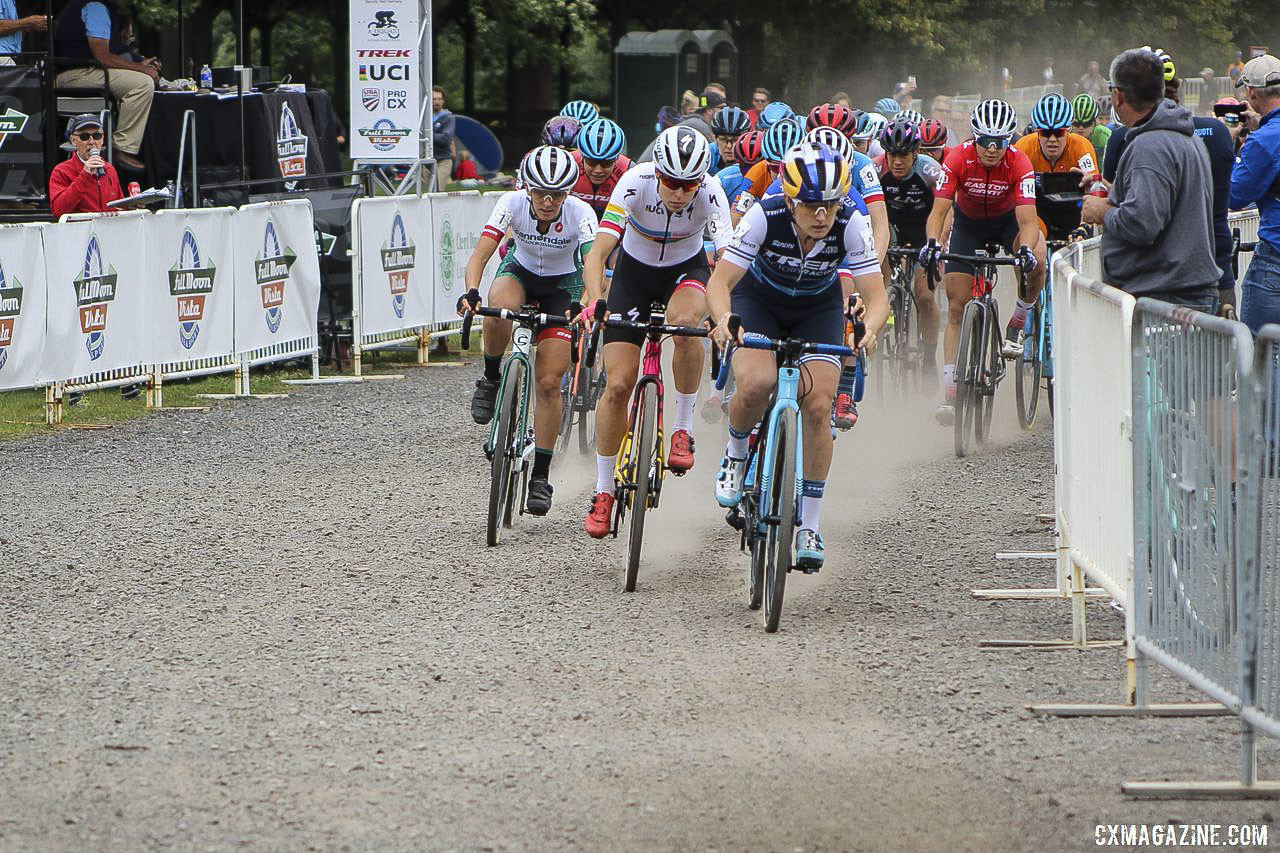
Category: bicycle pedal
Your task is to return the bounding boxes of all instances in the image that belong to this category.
[725,507,745,531]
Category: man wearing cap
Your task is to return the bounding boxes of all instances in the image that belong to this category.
[50,113,123,217]
[1231,54,1280,333]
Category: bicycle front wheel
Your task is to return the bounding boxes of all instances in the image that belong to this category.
[764,407,797,633]
[577,360,601,454]
[487,362,524,546]
[1015,302,1042,429]
[954,300,983,458]
[624,383,658,592]
[975,300,1000,446]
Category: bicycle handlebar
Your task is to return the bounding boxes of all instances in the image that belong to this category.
[922,238,1030,293]
[459,287,575,351]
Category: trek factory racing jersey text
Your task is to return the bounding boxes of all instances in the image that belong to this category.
[935,141,1036,219]
[723,194,879,298]
[599,163,731,266]
[877,154,943,230]
[481,191,599,277]
[570,152,634,219]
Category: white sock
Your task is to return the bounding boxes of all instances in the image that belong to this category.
[595,454,617,494]
[1016,297,1035,311]
[673,392,697,432]
[726,424,751,460]
[799,481,825,534]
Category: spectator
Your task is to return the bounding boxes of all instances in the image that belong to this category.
[1215,97,1249,151]
[654,105,681,132]
[1078,60,1107,100]
[703,81,726,98]
[680,90,698,115]
[831,91,851,108]
[452,150,480,182]
[748,87,769,127]
[1081,49,1219,310]
[1230,54,1280,334]
[893,77,916,108]
[53,0,155,172]
[0,2,46,65]
[50,113,123,217]
[1228,50,1246,86]
[930,94,960,145]
[1043,57,1055,85]
[431,85,455,190]
[638,91,720,161]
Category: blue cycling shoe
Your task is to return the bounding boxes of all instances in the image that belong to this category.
[794,528,825,572]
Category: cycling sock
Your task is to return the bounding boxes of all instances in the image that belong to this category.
[942,364,956,395]
[595,454,617,494]
[726,424,751,459]
[799,479,825,534]
[532,448,553,479]
[837,365,857,396]
[673,391,697,432]
[483,354,502,382]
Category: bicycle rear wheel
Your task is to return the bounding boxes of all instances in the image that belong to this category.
[1015,302,1042,429]
[764,408,797,633]
[556,366,575,454]
[624,383,658,592]
[487,363,523,546]
[954,300,983,458]
[975,301,999,446]
[899,288,917,392]
[881,285,903,399]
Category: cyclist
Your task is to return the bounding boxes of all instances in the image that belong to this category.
[852,112,888,158]
[921,99,1045,424]
[756,101,795,131]
[560,99,599,124]
[716,130,764,207]
[710,105,751,173]
[897,108,924,128]
[877,117,944,382]
[875,97,902,119]
[706,141,888,569]
[579,126,731,538]
[464,146,598,516]
[1014,93,1099,177]
[571,118,632,219]
[807,102,860,136]
[732,118,806,219]
[542,116,581,149]
[919,118,950,163]
[1070,93,1112,157]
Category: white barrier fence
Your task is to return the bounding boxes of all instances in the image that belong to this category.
[0,200,322,418]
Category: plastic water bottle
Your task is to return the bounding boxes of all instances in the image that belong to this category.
[199,64,213,90]
[1088,179,1109,199]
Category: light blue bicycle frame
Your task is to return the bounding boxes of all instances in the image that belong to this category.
[746,363,805,534]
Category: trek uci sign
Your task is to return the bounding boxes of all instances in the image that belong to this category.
[349,0,420,161]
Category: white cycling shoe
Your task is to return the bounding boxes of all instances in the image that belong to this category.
[715,454,747,508]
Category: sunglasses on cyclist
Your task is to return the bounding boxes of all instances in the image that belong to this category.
[1037,127,1067,139]
[583,156,617,169]
[528,189,567,203]
[714,134,739,143]
[657,173,700,192]
[975,134,1011,150]
[75,131,104,141]
[793,200,835,216]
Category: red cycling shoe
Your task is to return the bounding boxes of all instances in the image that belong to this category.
[667,429,695,474]
[584,492,615,539]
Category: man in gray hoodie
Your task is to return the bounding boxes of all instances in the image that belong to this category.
[1082,48,1220,310]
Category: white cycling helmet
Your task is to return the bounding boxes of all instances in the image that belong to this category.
[898,108,924,127]
[854,111,888,140]
[520,144,579,191]
[805,126,855,163]
[652,125,712,180]
[970,99,1018,138]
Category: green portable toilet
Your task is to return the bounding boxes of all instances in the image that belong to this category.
[614,29,700,157]
[693,30,737,102]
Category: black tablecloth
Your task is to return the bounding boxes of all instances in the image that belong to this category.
[143,88,343,187]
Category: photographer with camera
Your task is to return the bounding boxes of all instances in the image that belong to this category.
[1230,55,1280,334]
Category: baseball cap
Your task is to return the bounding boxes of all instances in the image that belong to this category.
[66,113,103,138]
[1235,54,1280,88]
[698,90,725,110]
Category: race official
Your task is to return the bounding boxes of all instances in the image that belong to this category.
[50,113,123,217]
[1230,54,1280,334]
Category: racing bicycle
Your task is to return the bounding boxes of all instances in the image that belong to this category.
[557,341,604,454]
[882,246,929,397]
[1015,239,1065,429]
[720,313,863,633]
[585,301,708,592]
[461,291,578,546]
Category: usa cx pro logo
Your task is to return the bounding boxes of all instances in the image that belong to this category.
[0,260,22,371]
[380,212,415,319]
[277,102,308,185]
[255,219,296,334]
[73,234,117,361]
[169,228,216,350]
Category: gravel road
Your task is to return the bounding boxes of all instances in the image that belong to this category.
[2,361,1276,851]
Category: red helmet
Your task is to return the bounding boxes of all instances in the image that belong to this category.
[806,102,858,136]
[733,130,766,167]
[918,118,948,148]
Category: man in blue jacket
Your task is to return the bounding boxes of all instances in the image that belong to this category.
[1230,54,1280,334]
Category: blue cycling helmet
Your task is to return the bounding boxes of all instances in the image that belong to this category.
[875,97,901,116]
[542,116,581,148]
[762,117,804,162]
[560,100,599,124]
[576,118,625,160]
[711,105,751,136]
[1030,93,1073,130]
[757,101,795,131]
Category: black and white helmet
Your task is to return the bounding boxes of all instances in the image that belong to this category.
[519,144,579,191]
[652,125,712,181]
[969,99,1018,138]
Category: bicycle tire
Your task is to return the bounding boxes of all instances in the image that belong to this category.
[764,407,797,633]
[954,300,982,458]
[1015,301,1041,429]
[899,287,917,393]
[744,446,765,611]
[487,362,523,547]
[976,300,999,446]
[556,368,575,454]
[884,285,904,398]
[577,360,601,454]
[624,383,658,592]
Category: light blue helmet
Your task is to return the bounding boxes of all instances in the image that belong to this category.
[757,101,795,131]
[762,117,804,162]
[560,100,599,124]
[875,97,901,116]
[576,118,625,160]
[1030,93,1074,130]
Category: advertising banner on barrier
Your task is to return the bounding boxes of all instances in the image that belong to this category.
[349,0,422,162]
[232,200,322,354]
[429,190,502,323]
[150,208,237,364]
[41,212,150,382]
[0,224,48,391]
[355,195,435,335]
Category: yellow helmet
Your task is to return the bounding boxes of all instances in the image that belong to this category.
[780,141,851,203]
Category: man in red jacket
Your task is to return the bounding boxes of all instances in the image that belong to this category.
[50,113,123,217]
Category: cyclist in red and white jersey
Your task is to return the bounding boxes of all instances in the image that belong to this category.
[570,118,633,220]
[920,99,1046,424]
